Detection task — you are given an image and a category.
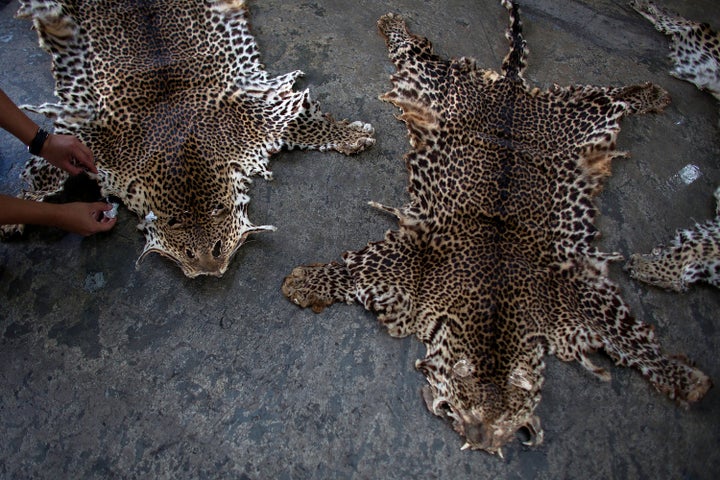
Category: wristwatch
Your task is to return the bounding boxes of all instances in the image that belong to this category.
[28,128,50,156]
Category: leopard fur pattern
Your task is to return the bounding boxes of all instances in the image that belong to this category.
[8,0,375,277]
[631,0,720,101]
[283,1,710,456]
[626,187,720,291]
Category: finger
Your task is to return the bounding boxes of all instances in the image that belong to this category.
[97,217,117,231]
[76,148,97,174]
[64,162,84,176]
[94,202,118,223]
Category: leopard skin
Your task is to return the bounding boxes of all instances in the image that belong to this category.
[8,0,375,277]
[626,187,720,291]
[283,1,710,456]
[631,0,720,101]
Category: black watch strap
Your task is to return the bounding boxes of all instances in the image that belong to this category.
[28,128,50,156]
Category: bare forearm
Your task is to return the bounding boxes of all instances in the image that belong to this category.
[0,194,62,227]
[0,194,116,236]
[0,89,40,146]
[0,88,97,174]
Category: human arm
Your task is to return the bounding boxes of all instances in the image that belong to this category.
[0,194,116,236]
[0,88,96,175]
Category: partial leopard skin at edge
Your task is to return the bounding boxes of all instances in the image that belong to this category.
[626,187,720,292]
[631,0,720,102]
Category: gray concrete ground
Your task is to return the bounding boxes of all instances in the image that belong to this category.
[1,0,719,478]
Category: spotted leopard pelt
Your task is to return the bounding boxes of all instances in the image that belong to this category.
[631,0,720,101]
[626,187,720,291]
[8,0,374,277]
[282,1,710,456]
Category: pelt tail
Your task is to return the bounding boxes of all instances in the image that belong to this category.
[500,0,528,81]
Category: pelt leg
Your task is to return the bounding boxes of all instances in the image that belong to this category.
[281,92,375,155]
[626,187,720,291]
[630,1,697,36]
[377,13,438,71]
[602,323,710,406]
[630,0,720,101]
[376,13,452,112]
[282,261,358,313]
[606,83,671,115]
[583,283,710,406]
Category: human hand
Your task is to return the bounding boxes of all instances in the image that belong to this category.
[53,202,117,236]
[41,133,97,175]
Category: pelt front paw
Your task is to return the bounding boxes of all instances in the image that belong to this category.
[282,264,335,313]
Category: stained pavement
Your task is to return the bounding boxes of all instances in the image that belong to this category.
[1,0,719,478]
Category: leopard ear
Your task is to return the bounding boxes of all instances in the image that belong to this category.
[209,0,246,14]
[452,359,475,378]
[508,367,534,391]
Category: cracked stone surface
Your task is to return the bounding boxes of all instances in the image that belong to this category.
[1,0,719,478]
